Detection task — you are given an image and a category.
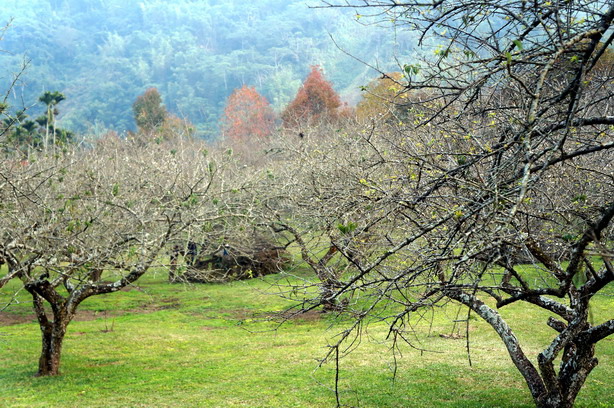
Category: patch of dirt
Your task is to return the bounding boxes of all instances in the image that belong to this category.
[156,297,181,310]
[120,285,143,292]
[0,298,182,327]
[128,297,181,314]
[73,310,115,322]
[287,309,322,322]
[223,308,323,322]
[265,309,323,323]
[0,294,181,327]
[0,312,33,326]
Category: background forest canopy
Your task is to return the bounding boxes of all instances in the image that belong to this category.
[0,0,416,139]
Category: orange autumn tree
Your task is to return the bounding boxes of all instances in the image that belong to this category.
[221,85,276,144]
[281,66,342,128]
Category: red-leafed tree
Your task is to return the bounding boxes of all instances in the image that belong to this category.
[281,66,342,128]
[221,85,276,144]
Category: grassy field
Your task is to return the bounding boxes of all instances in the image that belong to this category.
[1,268,612,408]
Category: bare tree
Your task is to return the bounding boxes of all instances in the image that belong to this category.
[0,141,219,376]
[291,1,614,407]
[252,123,385,311]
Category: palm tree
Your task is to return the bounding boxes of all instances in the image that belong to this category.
[38,91,65,153]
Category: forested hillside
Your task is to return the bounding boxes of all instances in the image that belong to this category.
[0,0,415,138]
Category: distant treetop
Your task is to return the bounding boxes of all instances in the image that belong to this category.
[281,66,342,128]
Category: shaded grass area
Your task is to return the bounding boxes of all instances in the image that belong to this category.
[1,269,612,408]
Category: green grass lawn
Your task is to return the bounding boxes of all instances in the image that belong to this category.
[1,269,612,408]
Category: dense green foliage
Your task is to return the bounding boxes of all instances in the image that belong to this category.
[0,0,414,138]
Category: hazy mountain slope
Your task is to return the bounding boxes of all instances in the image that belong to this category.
[0,0,415,137]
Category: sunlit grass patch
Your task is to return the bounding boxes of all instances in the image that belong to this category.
[1,267,612,407]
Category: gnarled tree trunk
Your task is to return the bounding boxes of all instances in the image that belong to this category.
[29,291,73,376]
[448,289,605,408]
[37,319,69,376]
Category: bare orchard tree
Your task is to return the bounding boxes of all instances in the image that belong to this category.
[0,141,218,376]
[304,1,614,407]
[255,124,387,311]
[166,148,285,284]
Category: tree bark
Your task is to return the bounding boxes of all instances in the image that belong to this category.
[446,290,547,403]
[320,283,341,312]
[36,320,68,376]
[448,289,602,408]
[536,396,567,408]
[169,245,180,282]
[28,291,73,376]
